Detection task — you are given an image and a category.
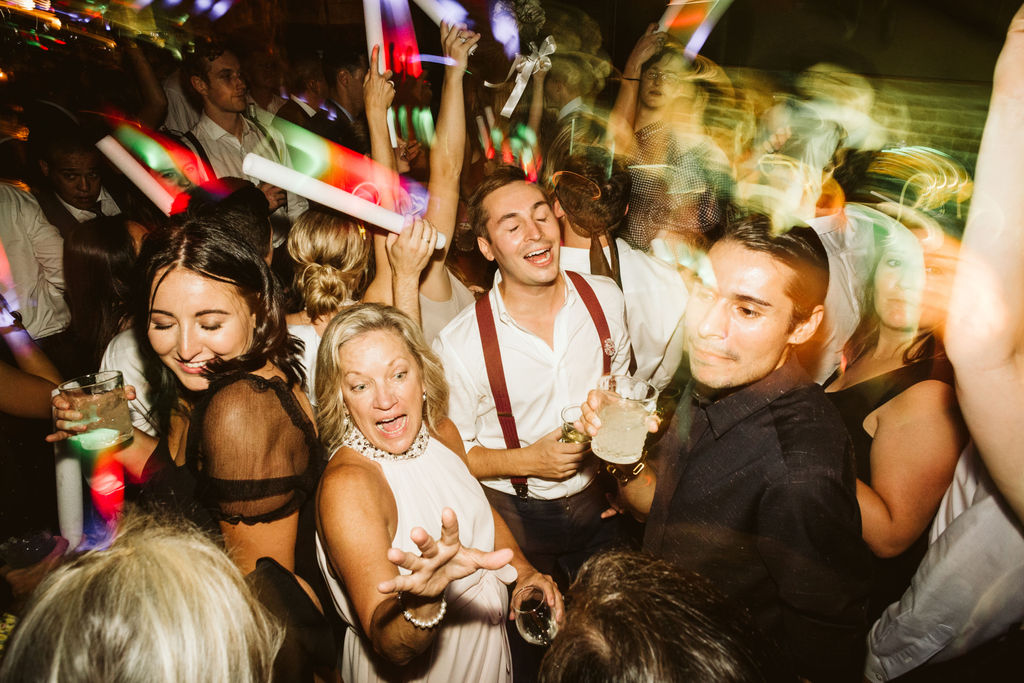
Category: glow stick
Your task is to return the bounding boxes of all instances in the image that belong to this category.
[363,0,399,147]
[684,0,733,60]
[242,154,445,249]
[409,0,468,26]
[95,136,175,216]
[658,0,686,32]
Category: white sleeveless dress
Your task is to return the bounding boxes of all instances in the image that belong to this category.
[316,430,515,682]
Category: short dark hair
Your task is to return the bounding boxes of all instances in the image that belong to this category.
[551,145,630,238]
[181,41,233,107]
[322,45,366,87]
[467,165,530,240]
[641,43,688,76]
[39,129,98,165]
[178,180,272,258]
[719,213,829,325]
[287,54,325,96]
[135,209,303,429]
[539,550,777,683]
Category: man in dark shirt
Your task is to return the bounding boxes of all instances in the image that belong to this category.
[583,213,871,681]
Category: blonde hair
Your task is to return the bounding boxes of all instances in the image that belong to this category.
[0,511,283,683]
[316,303,449,455]
[287,208,372,321]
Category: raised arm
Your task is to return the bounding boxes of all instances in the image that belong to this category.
[606,25,663,155]
[418,22,480,303]
[854,381,966,557]
[945,4,1024,521]
[0,315,60,419]
[363,44,401,306]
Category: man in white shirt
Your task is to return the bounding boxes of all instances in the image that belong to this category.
[433,166,632,585]
[181,42,307,248]
[552,146,688,389]
[0,183,69,342]
[33,134,124,239]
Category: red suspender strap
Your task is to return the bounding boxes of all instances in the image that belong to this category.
[566,271,613,375]
[475,274,615,498]
[475,295,530,498]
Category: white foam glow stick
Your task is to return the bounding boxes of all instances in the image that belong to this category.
[658,0,687,32]
[95,136,175,216]
[242,154,445,249]
[410,0,467,26]
[363,0,399,148]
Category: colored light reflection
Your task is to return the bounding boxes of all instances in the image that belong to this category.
[382,0,423,78]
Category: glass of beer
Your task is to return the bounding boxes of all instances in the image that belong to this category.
[57,371,133,548]
[559,404,590,444]
[513,585,558,646]
[590,375,659,465]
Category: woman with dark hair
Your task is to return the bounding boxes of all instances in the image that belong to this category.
[63,216,146,372]
[50,209,335,679]
[824,215,967,620]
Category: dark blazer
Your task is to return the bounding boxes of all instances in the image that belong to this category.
[310,101,370,156]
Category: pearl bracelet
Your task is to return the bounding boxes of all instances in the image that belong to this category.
[399,593,447,630]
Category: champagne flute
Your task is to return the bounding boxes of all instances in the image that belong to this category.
[513,585,558,646]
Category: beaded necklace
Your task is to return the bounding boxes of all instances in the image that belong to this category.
[342,423,430,462]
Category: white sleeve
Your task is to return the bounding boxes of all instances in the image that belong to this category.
[19,192,64,292]
[433,333,480,455]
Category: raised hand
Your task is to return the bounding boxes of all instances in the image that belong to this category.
[441,21,481,72]
[386,217,437,280]
[257,182,286,212]
[624,23,666,79]
[377,507,514,598]
[364,44,396,116]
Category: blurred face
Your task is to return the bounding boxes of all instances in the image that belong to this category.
[477,181,561,290]
[148,268,255,392]
[873,229,960,333]
[684,240,821,393]
[639,55,694,111]
[338,329,424,453]
[43,151,102,210]
[194,52,248,115]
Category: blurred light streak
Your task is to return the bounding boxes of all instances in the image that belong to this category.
[684,0,733,60]
[490,3,519,59]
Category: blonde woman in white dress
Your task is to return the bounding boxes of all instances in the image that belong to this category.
[314,303,561,682]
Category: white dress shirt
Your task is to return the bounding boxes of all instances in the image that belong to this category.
[56,186,121,223]
[162,71,201,136]
[189,113,309,246]
[288,322,322,409]
[100,329,158,437]
[433,270,632,499]
[864,443,1024,680]
[0,184,69,339]
[559,238,688,389]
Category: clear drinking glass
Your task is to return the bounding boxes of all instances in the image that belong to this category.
[559,404,590,444]
[57,371,133,549]
[590,375,659,465]
[513,585,558,646]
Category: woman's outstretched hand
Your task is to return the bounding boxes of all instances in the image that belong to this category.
[377,507,514,598]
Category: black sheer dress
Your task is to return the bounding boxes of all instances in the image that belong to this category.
[825,355,954,621]
[137,372,336,680]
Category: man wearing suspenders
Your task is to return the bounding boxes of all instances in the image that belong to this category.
[433,166,632,587]
[178,42,307,248]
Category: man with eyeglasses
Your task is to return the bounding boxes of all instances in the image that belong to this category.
[609,26,732,253]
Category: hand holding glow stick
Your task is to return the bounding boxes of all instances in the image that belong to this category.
[363,0,399,148]
[242,154,445,249]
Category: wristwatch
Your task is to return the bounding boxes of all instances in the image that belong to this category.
[605,456,646,486]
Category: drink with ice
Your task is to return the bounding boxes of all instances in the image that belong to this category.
[590,375,658,465]
[57,372,132,549]
[592,401,651,464]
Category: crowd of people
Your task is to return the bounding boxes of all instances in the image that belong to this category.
[2,2,1024,681]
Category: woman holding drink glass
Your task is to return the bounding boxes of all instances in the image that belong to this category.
[314,303,561,681]
[49,211,337,678]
